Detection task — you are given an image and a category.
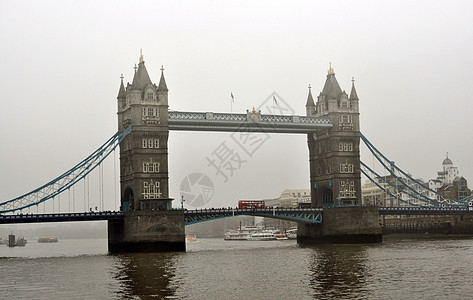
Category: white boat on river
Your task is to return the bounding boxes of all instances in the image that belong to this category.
[248,231,277,241]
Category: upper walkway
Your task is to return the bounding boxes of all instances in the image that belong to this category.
[168,110,332,133]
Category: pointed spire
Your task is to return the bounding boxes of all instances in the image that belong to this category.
[306,84,315,107]
[117,73,126,99]
[131,50,152,91]
[349,77,359,100]
[328,62,334,75]
[158,65,168,92]
[321,63,342,100]
[139,48,144,63]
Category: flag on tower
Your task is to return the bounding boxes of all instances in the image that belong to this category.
[231,92,234,103]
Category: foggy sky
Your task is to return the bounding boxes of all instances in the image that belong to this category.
[1,1,472,210]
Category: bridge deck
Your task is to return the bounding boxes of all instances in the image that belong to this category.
[0,212,124,224]
[185,207,323,225]
[1,207,472,225]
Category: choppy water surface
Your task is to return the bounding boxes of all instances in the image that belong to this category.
[1,237,473,299]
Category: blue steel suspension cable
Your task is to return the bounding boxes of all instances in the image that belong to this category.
[363,133,473,204]
[0,126,132,213]
[360,167,407,205]
[360,133,466,205]
[361,161,432,206]
[361,161,430,206]
[364,134,472,204]
[360,133,441,204]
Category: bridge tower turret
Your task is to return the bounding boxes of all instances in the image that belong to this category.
[307,65,361,208]
[116,51,171,211]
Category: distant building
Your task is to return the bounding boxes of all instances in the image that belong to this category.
[428,154,471,202]
[263,198,280,208]
[361,179,389,206]
[278,189,311,208]
[362,175,428,207]
[362,154,471,206]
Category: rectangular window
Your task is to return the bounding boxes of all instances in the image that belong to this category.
[149,182,155,194]
[340,115,353,124]
[154,139,159,148]
[339,142,354,152]
[142,139,147,148]
[340,163,354,173]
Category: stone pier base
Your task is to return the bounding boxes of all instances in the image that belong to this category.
[298,206,382,244]
[108,210,185,252]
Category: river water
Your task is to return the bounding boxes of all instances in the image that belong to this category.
[1,236,473,299]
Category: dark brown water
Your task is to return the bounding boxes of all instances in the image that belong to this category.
[1,237,473,299]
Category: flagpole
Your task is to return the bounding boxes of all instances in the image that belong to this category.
[273,94,276,115]
[230,92,234,115]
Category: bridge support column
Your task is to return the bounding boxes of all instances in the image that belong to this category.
[108,210,185,252]
[298,206,382,244]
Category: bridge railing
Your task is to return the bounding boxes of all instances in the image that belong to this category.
[378,206,473,215]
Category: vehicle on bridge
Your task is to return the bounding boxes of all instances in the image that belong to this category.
[238,200,265,209]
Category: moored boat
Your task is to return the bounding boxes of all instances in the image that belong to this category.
[38,237,58,243]
[248,231,277,241]
[224,225,261,241]
[286,228,297,239]
[15,237,27,247]
[186,234,198,243]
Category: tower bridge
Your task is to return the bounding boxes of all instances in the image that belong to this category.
[110,53,377,251]
[12,53,468,251]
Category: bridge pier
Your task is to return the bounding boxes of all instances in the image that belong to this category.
[297,206,382,244]
[108,210,185,252]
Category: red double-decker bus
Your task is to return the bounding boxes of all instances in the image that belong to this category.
[238,200,265,209]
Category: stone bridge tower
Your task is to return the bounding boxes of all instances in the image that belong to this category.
[306,65,361,208]
[116,52,172,211]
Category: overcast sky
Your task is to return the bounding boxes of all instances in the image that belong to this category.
[1,1,472,210]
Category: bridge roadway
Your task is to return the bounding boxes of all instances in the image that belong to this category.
[0,207,472,225]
